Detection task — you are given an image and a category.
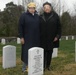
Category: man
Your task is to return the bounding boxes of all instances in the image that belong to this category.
[40,2,61,71]
[18,2,40,72]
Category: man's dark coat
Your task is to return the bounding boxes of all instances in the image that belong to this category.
[40,11,61,51]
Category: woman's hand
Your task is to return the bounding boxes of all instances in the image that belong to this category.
[54,37,58,42]
[21,38,25,44]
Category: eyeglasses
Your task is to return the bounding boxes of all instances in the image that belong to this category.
[28,7,35,10]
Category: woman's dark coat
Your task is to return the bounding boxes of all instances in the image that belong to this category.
[18,11,40,64]
[40,11,61,51]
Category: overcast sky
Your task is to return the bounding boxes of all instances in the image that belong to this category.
[0,0,76,13]
[0,0,19,11]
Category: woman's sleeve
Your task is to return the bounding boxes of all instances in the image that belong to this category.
[18,14,25,38]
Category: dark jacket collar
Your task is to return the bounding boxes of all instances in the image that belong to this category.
[40,11,54,21]
[26,10,38,16]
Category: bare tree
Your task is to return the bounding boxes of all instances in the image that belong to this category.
[22,0,34,11]
[21,0,69,15]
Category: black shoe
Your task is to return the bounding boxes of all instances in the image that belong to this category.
[44,66,46,71]
[47,67,51,71]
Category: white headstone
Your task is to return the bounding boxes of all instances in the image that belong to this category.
[3,45,16,69]
[59,38,61,41]
[66,36,68,40]
[52,48,58,58]
[75,41,76,62]
[17,38,21,44]
[72,36,74,40]
[28,47,44,75]
[1,39,6,44]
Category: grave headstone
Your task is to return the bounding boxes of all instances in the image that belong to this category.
[66,36,68,40]
[52,48,58,58]
[1,39,6,44]
[3,45,16,69]
[75,41,76,62]
[28,47,44,75]
[59,38,61,41]
[17,38,21,44]
[72,36,74,40]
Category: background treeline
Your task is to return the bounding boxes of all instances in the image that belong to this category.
[0,2,24,37]
[0,2,76,37]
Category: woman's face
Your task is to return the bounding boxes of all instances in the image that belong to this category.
[43,5,52,13]
[28,7,35,14]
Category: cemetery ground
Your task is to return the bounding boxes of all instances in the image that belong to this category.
[0,40,76,75]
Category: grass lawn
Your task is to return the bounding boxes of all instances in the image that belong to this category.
[0,40,76,75]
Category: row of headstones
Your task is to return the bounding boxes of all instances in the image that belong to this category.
[75,41,76,62]
[0,38,21,45]
[2,41,76,75]
[60,36,75,40]
[2,45,58,73]
[0,36,75,44]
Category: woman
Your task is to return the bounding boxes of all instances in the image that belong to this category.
[18,2,40,72]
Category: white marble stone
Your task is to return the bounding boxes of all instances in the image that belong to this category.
[52,48,58,58]
[17,38,21,44]
[72,36,74,40]
[75,41,76,62]
[2,45,16,69]
[28,47,44,75]
[59,38,61,41]
[66,36,68,40]
[1,39,6,44]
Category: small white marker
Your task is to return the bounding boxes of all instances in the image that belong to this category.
[75,41,76,62]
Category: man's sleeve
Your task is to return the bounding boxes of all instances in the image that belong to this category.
[56,15,62,39]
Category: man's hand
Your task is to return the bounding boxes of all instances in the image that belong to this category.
[54,37,58,42]
[21,38,25,44]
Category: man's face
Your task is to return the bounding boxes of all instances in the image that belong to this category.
[43,5,52,13]
[28,7,35,14]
